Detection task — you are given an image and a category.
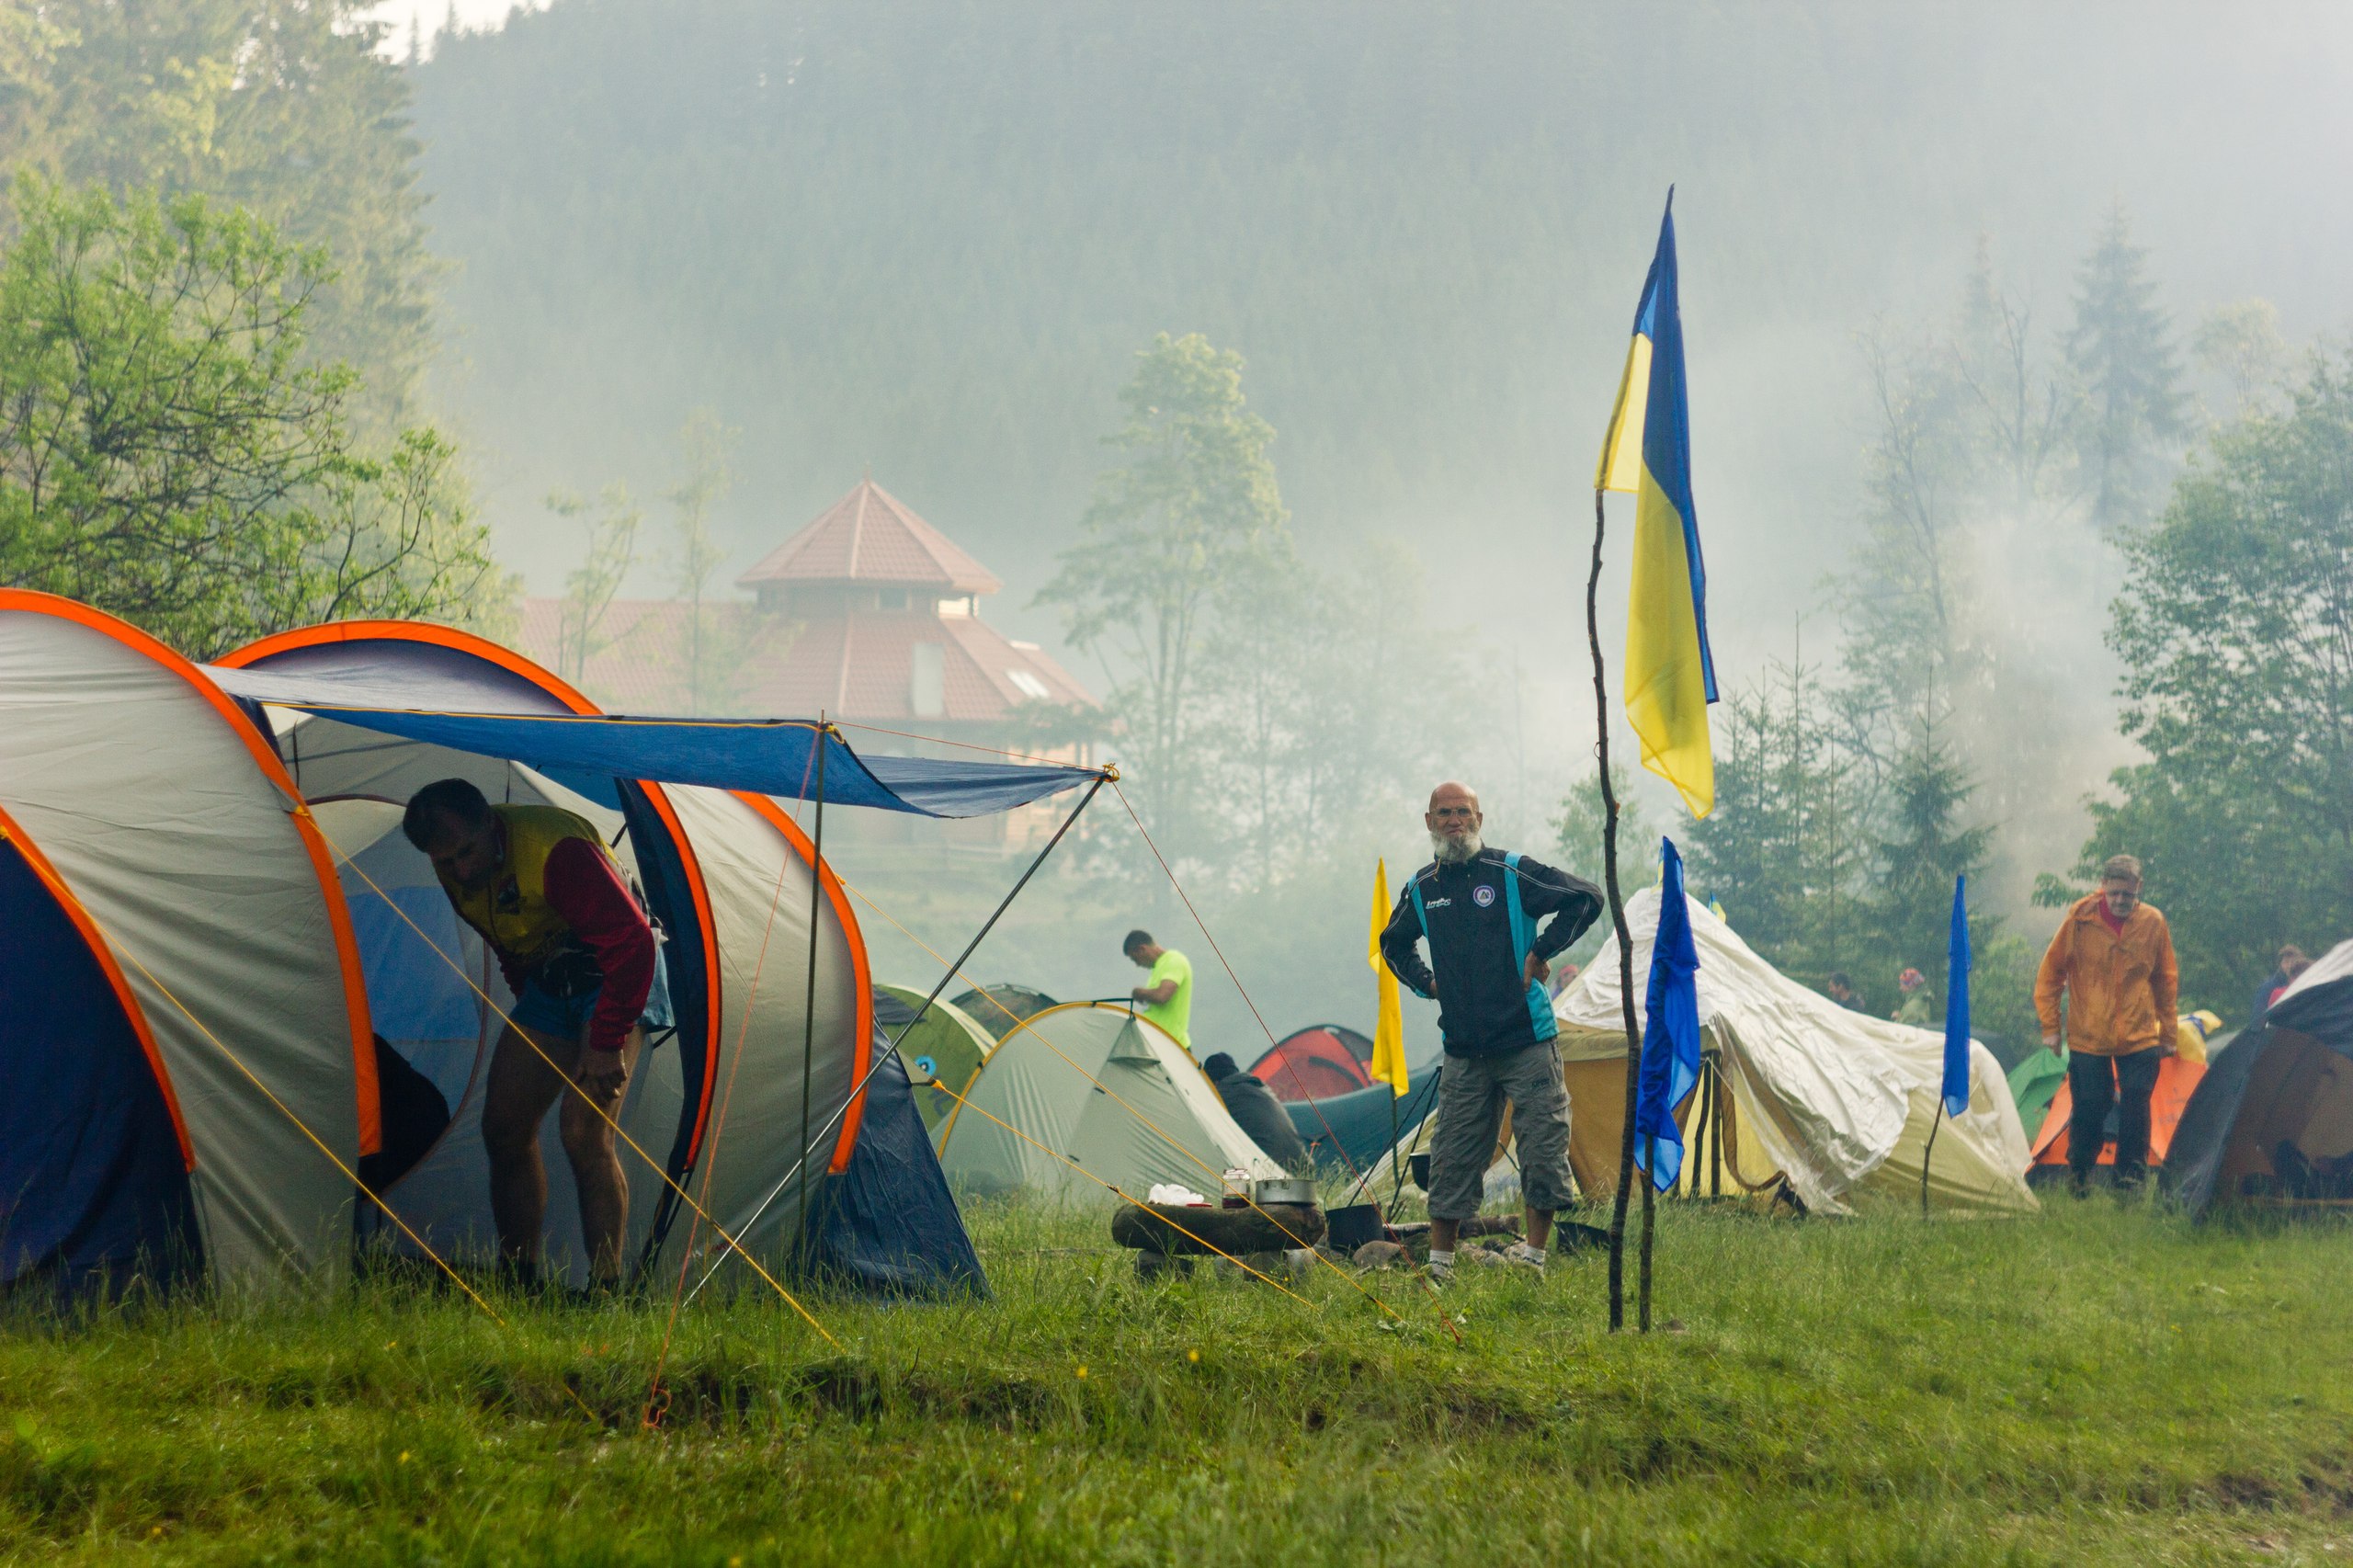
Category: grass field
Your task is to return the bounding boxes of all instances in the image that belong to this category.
[4,1197,2349,1565]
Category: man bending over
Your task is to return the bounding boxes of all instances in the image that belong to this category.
[403,778,665,1290]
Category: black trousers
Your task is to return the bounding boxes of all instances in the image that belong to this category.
[2067,1047,2164,1180]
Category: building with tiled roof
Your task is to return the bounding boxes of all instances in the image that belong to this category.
[519,479,1097,751]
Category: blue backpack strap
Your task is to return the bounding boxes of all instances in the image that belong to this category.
[1503,853,1558,1042]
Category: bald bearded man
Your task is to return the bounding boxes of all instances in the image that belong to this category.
[1380,781,1601,1281]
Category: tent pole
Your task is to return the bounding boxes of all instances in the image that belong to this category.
[1588,486,1643,1333]
[1385,1081,1403,1222]
[1708,1062,1722,1198]
[793,715,829,1267]
[1920,1101,1945,1219]
[685,771,1109,1303]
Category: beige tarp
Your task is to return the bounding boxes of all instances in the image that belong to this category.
[1351,889,2036,1217]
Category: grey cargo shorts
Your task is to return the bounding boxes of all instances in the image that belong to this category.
[1426,1040,1574,1221]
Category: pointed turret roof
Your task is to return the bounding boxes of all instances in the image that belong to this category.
[735,478,1002,596]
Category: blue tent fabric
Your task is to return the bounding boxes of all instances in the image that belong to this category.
[1288,1069,1441,1174]
[1634,839,1703,1192]
[804,1039,988,1297]
[0,837,199,1297]
[201,665,1102,818]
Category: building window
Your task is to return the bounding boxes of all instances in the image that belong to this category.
[911,642,945,718]
[1006,667,1051,700]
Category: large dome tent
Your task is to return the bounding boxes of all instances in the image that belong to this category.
[211,620,981,1294]
[938,1002,1285,1204]
[0,591,377,1295]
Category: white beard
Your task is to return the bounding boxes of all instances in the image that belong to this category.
[1430,830,1482,864]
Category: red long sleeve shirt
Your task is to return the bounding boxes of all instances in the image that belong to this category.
[496,836,657,1055]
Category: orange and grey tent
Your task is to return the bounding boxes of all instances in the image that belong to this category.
[0,592,376,1294]
[1249,1024,1376,1103]
[2026,1053,2207,1181]
[212,620,892,1289]
[2,595,1100,1295]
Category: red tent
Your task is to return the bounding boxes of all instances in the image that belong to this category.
[2029,1053,2206,1176]
[1249,1025,1375,1102]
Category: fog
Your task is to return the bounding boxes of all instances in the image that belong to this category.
[398,1,2353,1047]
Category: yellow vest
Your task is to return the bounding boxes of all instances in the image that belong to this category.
[438,803,616,970]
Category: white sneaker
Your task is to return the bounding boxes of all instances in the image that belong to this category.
[1424,1257,1454,1287]
[1500,1242,1547,1271]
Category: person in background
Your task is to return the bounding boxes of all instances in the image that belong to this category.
[1124,929,1194,1050]
[2035,853,2179,1198]
[402,778,669,1291]
[1381,780,1602,1281]
[1893,967,1934,1027]
[1824,971,1864,1012]
[1547,959,1583,1000]
[1201,1052,1312,1174]
[2251,945,2309,1023]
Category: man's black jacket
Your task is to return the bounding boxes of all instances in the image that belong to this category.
[1381,847,1602,1057]
[1205,1065,1313,1174]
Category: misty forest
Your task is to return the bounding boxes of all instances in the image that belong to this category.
[6,6,2353,1562]
[6,0,2347,1057]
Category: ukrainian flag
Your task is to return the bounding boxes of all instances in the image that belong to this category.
[1596,191,1717,818]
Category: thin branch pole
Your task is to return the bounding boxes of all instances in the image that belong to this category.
[1590,487,1643,1333]
[792,716,829,1265]
[1921,1103,1945,1219]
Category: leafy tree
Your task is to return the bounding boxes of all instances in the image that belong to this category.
[547,483,642,690]
[1039,332,1288,844]
[2192,299,2289,421]
[0,0,436,429]
[0,180,504,657]
[2067,204,2187,532]
[2059,349,2353,1015]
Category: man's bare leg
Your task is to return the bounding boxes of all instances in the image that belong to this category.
[1428,1218,1461,1255]
[559,1028,643,1286]
[481,1023,572,1276]
[1526,1208,1553,1250]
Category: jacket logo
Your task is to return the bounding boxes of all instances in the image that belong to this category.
[1426,897,1453,909]
[1472,884,1497,908]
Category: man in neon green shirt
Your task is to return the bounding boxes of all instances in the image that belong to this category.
[1123,928,1194,1048]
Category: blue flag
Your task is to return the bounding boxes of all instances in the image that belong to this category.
[1943,874,1972,1119]
[1634,838,1703,1192]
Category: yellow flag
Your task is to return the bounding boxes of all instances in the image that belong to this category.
[1367,858,1409,1096]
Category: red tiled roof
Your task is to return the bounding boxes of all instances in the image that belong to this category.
[517,598,1094,723]
[735,479,1002,595]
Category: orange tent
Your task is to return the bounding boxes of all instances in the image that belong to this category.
[2028,1053,2206,1176]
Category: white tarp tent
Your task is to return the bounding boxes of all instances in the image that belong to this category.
[937,1002,1284,1204]
[1554,888,2036,1215]
[1348,888,2035,1217]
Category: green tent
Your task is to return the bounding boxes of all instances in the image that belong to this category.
[949,983,1059,1042]
[2006,1048,2067,1139]
[876,983,998,1142]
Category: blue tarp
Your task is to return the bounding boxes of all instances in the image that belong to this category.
[200,665,1105,819]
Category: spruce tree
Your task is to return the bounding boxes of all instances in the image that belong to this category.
[2067,203,2187,531]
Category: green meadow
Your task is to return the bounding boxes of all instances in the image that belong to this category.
[2,1199,2347,1566]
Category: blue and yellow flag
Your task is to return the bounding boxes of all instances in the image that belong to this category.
[1367,858,1409,1096]
[1596,191,1718,818]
